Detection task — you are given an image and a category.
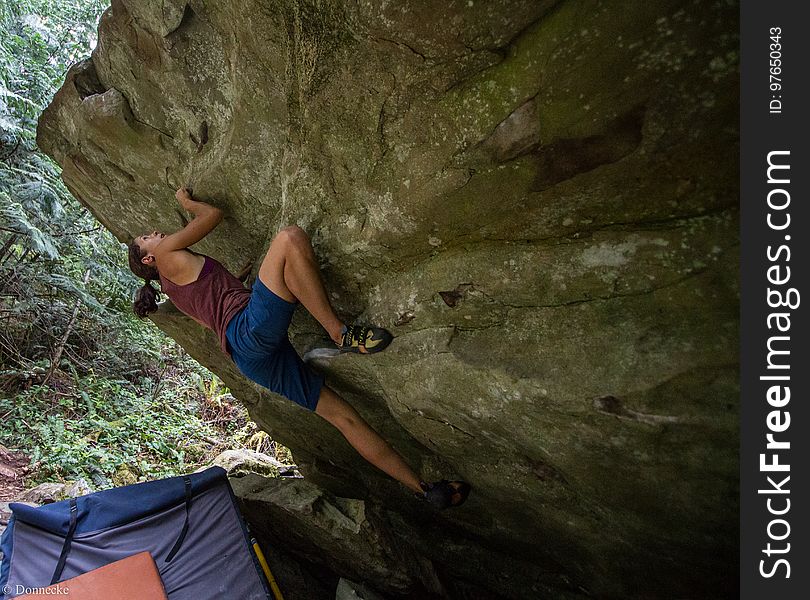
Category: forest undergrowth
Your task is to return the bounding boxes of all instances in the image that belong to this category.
[0,0,289,495]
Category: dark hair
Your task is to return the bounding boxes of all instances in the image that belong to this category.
[128,239,161,318]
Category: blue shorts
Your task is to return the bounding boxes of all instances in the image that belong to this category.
[225,278,324,411]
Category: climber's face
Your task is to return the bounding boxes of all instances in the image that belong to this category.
[137,231,165,263]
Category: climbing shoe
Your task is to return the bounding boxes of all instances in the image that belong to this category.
[418,480,471,510]
[339,324,393,354]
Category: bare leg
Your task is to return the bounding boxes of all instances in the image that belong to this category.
[258,226,344,344]
[315,386,423,494]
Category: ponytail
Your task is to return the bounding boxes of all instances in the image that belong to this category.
[134,281,160,318]
[127,238,161,318]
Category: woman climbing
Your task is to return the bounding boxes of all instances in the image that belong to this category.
[127,187,470,509]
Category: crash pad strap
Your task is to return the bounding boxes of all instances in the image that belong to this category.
[165,476,192,562]
[49,498,78,585]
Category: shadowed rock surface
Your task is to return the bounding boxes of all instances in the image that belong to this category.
[37,0,739,597]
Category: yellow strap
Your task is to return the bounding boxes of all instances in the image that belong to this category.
[253,541,285,600]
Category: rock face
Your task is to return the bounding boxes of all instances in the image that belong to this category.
[37,1,739,598]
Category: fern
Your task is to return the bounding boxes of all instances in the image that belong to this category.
[0,0,125,369]
[0,0,285,490]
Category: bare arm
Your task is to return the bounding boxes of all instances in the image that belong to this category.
[156,187,223,254]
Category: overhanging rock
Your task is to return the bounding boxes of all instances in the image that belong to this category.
[38,1,739,597]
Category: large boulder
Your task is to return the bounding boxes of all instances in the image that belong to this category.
[37,1,739,597]
[231,473,575,599]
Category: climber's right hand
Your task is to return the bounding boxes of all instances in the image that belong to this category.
[175,186,195,211]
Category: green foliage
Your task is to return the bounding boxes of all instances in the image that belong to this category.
[0,0,290,490]
[0,346,281,487]
[0,0,127,371]
[0,0,105,132]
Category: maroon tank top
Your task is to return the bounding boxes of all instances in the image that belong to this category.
[159,255,250,354]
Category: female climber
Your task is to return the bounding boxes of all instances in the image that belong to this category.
[127,187,470,509]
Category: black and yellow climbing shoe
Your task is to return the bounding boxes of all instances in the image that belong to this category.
[418,480,471,509]
[339,324,393,354]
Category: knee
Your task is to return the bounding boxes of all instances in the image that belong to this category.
[329,411,359,433]
[316,389,359,431]
[278,225,309,248]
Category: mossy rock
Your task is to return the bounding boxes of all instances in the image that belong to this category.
[37,1,739,597]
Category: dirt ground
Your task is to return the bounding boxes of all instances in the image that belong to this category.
[0,444,28,502]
